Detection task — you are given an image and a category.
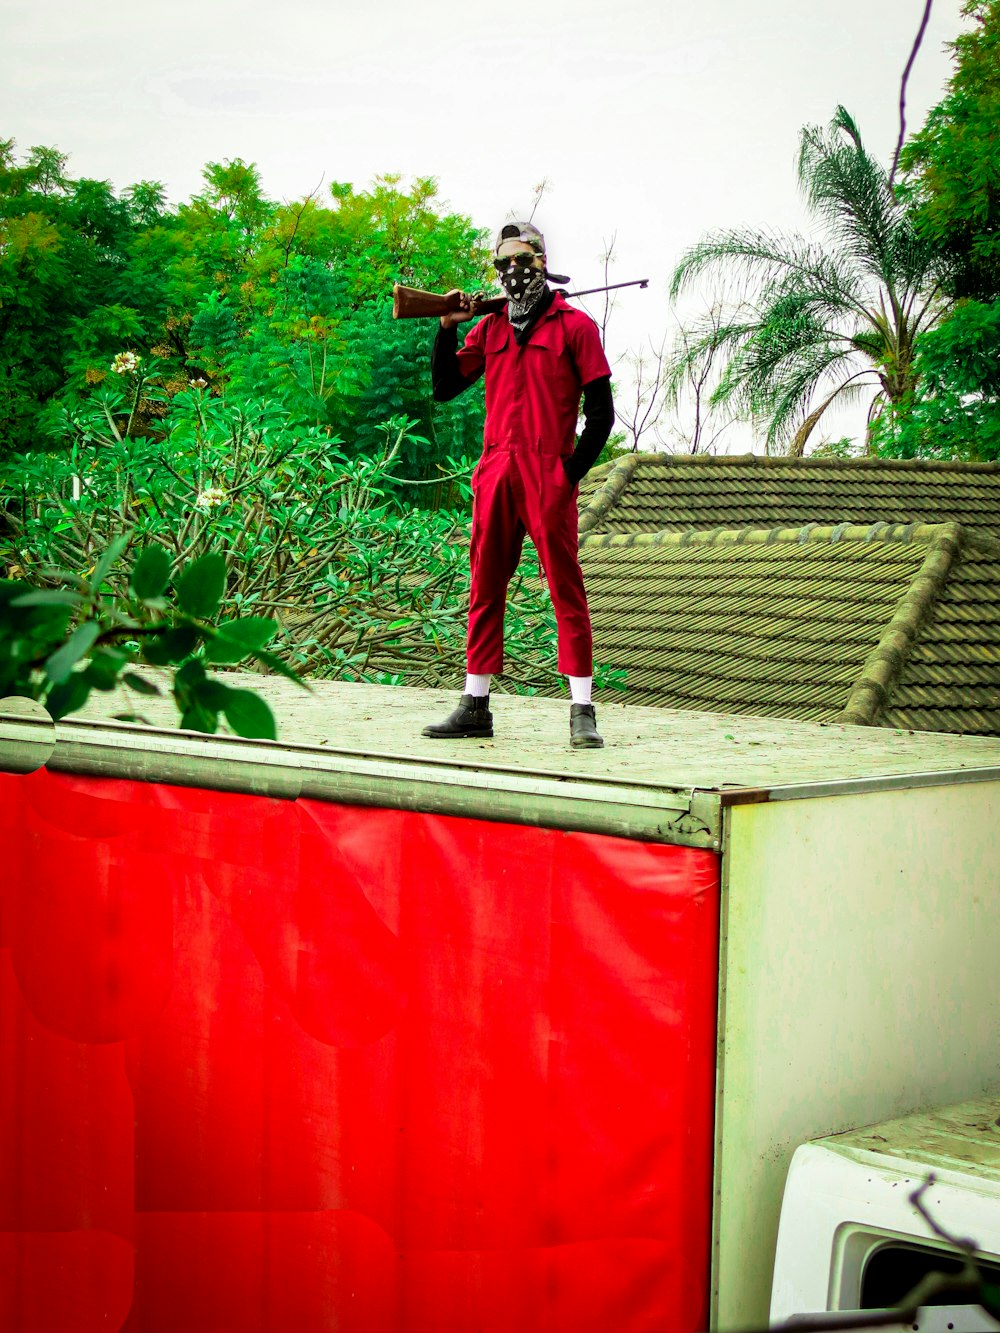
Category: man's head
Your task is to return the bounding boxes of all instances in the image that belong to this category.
[493,221,548,304]
[493,220,570,295]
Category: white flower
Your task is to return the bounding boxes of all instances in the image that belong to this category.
[111,350,141,375]
[188,377,208,389]
[195,486,228,511]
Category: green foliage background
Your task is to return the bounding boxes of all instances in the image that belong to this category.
[6,0,1000,730]
[878,0,1000,461]
[0,147,491,485]
[0,149,605,710]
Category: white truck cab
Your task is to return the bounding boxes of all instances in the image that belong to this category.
[771,1097,1000,1331]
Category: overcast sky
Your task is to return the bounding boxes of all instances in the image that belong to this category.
[2,0,968,450]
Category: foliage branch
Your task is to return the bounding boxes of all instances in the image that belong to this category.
[1,536,300,738]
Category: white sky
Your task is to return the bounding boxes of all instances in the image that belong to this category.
[1,0,967,451]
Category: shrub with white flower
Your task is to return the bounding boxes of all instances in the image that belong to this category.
[111,351,141,375]
[195,486,228,511]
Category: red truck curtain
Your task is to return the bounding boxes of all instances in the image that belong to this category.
[0,768,720,1333]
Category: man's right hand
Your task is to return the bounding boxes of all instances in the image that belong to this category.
[439,290,475,329]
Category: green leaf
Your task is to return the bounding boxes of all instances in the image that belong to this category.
[83,647,130,691]
[90,534,130,589]
[122,671,161,696]
[204,615,279,664]
[46,671,93,719]
[175,657,207,689]
[45,620,101,685]
[11,589,85,608]
[179,699,219,734]
[251,646,308,686]
[222,688,277,740]
[202,637,252,665]
[3,604,73,653]
[141,626,200,666]
[174,552,227,620]
[195,677,232,710]
[130,546,172,600]
[218,616,278,649]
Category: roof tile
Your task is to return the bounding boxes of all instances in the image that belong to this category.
[580,521,1000,736]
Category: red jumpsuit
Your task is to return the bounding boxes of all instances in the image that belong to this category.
[455,293,612,677]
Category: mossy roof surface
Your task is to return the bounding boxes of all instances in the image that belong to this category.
[68,674,1000,796]
[579,453,1000,539]
[579,521,1000,736]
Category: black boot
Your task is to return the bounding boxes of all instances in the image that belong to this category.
[422,693,494,740]
[570,703,604,749]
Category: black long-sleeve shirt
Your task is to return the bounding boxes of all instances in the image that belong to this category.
[431,322,615,485]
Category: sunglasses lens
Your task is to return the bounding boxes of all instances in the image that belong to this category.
[494,253,535,273]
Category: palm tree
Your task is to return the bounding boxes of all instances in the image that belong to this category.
[669,107,953,455]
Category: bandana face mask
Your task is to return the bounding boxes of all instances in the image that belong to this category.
[494,251,546,304]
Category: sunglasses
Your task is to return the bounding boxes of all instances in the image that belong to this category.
[493,253,539,274]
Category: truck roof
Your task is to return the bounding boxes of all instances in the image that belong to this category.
[6,678,1000,850]
[811,1096,1000,1185]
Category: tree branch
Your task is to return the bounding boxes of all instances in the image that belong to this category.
[890,0,934,186]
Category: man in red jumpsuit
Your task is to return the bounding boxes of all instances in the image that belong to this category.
[423,222,614,749]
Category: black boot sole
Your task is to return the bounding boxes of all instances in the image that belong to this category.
[422,727,494,740]
[571,734,604,749]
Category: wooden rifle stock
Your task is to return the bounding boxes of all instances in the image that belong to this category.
[392,285,506,320]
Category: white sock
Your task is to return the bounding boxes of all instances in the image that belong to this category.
[568,675,593,705]
[465,673,491,697]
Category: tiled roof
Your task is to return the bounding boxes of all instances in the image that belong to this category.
[579,453,1000,540]
[580,522,1000,736]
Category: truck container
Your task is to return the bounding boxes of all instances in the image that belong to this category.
[2,679,999,1333]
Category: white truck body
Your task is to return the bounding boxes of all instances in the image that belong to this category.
[772,1098,1000,1331]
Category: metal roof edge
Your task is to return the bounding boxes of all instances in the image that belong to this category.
[718,763,1000,807]
[13,716,723,851]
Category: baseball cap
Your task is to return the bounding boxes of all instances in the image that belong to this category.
[494,221,546,255]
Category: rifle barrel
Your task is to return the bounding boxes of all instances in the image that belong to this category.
[562,279,649,299]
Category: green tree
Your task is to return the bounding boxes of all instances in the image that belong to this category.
[0,139,160,455]
[2,144,490,484]
[876,1,1000,462]
[669,107,952,454]
[871,300,1000,460]
[899,0,1000,302]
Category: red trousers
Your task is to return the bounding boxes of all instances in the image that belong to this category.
[467,439,593,677]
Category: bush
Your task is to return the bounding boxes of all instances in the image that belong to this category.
[2,371,566,695]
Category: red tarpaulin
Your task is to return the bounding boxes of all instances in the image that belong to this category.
[0,767,720,1332]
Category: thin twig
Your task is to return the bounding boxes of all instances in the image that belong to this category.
[890,0,934,186]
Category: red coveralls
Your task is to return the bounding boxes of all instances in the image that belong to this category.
[456,293,612,677]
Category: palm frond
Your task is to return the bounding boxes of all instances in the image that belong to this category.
[714,315,868,445]
[670,227,870,320]
[669,103,955,450]
[798,108,901,277]
[760,351,877,448]
[664,309,757,409]
[787,371,880,456]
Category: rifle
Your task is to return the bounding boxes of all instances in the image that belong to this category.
[392,278,649,320]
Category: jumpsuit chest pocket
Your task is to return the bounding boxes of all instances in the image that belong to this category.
[524,319,567,359]
[484,321,510,356]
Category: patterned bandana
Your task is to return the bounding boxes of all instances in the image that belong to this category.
[506,269,549,337]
